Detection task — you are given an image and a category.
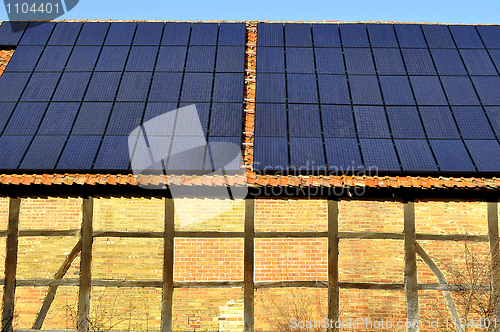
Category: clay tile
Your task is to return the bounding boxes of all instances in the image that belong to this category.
[41,175,53,185]
[192,175,203,186]
[411,177,421,187]
[21,175,32,185]
[63,175,75,185]
[493,178,500,188]
[267,176,278,186]
[213,176,225,186]
[377,177,389,188]
[398,177,411,187]
[353,176,365,187]
[387,176,399,188]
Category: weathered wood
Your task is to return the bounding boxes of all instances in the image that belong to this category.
[175,231,244,238]
[339,231,404,240]
[78,197,93,332]
[0,230,80,238]
[2,198,20,332]
[404,201,419,331]
[244,199,255,332]
[33,240,82,329]
[416,233,488,242]
[93,231,164,238]
[255,281,328,288]
[328,200,339,327]
[488,201,500,329]
[161,198,174,332]
[173,281,244,288]
[340,282,405,290]
[255,231,328,238]
[16,279,80,287]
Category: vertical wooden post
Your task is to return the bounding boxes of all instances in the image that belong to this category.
[328,199,339,328]
[244,199,255,332]
[488,201,500,330]
[78,197,93,332]
[404,201,419,331]
[1,198,20,332]
[161,198,175,332]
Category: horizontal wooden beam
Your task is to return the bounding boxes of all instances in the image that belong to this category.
[93,231,164,238]
[174,281,244,288]
[175,231,244,238]
[0,230,80,238]
[416,234,488,242]
[255,231,328,238]
[255,281,328,288]
[339,231,403,240]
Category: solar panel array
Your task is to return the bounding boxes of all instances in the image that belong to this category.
[0,21,245,171]
[254,23,500,174]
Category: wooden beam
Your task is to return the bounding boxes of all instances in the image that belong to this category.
[255,231,328,238]
[340,282,404,290]
[173,281,244,288]
[255,281,328,288]
[244,199,255,332]
[488,201,500,328]
[175,231,244,238]
[416,233,488,242]
[2,198,20,332]
[93,231,164,238]
[404,201,419,331]
[78,197,93,332]
[328,200,339,328]
[161,198,174,332]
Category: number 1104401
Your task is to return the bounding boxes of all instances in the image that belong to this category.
[6,2,60,14]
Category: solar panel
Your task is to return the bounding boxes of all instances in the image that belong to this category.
[35,46,72,72]
[471,76,500,105]
[257,23,284,47]
[348,76,383,105]
[255,73,286,103]
[148,72,183,102]
[166,135,205,170]
[3,103,48,135]
[95,46,130,71]
[156,46,187,72]
[367,24,399,47]
[314,48,344,74]
[321,105,357,138]
[394,24,427,48]
[419,106,461,139]
[485,107,500,137]
[285,23,312,47]
[177,103,211,136]
[162,23,191,46]
[105,22,136,46]
[489,50,500,70]
[287,74,318,104]
[52,72,92,101]
[4,46,43,72]
[429,139,476,172]
[354,106,391,138]
[37,102,80,135]
[339,24,370,47]
[451,106,496,139]
[143,103,178,136]
[318,75,350,104]
[255,103,287,137]
[421,25,456,48]
[449,25,484,49]
[401,49,436,75]
[133,22,163,45]
[288,104,321,138]
[180,72,214,102]
[93,135,133,170]
[286,47,315,73]
[394,139,438,171]
[0,21,28,45]
[409,76,448,105]
[386,106,426,139]
[344,48,376,74]
[209,103,243,136]
[204,136,242,171]
[289,138,325,169]
[324,138,363,171]
[216,46,245,72]
[459,49,497,75]
[116,72,152,102]
[0,73,31,102]
[20,72,61,102]
[312,24,341,47]
[76,22,110,45]
[378,76,415,105]
[106,102,146,135]
[185,46,216,72]
[0,136,32,169]
[440,76,480,105]
[71,102,113,135]
[190,23,218,45]
[372,49,406,75]
[65,46,101,71]
[212,73,244,102]
[57,135,102,170]
[19,22,55,45]
[84,72,122,101]
[476,26,500,49]
[125,46,158,71]
[19,135,67,170]
[464,140,500,172]
[218,23,246,46]
[48,22,82,45]
[136,135,170,171]
[253,137,288,171]
[430,49,467,75]
[256,47,285,73]
[359,139,400,171]
[0,103,16,133]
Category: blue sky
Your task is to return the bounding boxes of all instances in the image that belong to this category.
[0,0,499,24]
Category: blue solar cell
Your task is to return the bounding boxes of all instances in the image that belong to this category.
[0,103,16,133]
[288,104,321,138]
[440,76,480,105]
[312,24,341,47]
[106,103,145,135]
[256,47,285,73]
[386,106,426,139]
[485,107,500,137]
[71,102,113,135]
[133,135,169,171]
[401,49,436,75]
[452,106,495,139]
[256,74,286,103]
[166,135,206,170]
[339,24,369,47]
[419,106,460,139]
[394,24,427,48]
[218,23,246,46]
[0,136,32,169]
[0,22,28,45]
[84,72,122,102]
[394,139,438,171]
[367,24,399,47]
[213,73,244,102]
[379,76,415,105]
[143,102,177,136]
[105,22,136,45]
[35,46,72,72]
[37,102,80,135]
[76,22,110,45]
[3,102,47,135]
[116,72,152,102]
[156,46,187,72]
[0,73,31,102]
[359,139,401,171]
[321,105,356,138]
[48,22,82,45]
[409,76,448,105]
[19,135,67,170]
[149,72,183,102]
[285,24,312,47]
[372,49,406,75]
[133,22,163,45]
[178,103,211,136]
[421,25,456,48]
[287,74,318,104]
[209,103,243,136]
[476,26,500,49]
[430,49,467,75]
[94,135,133,170]
[429,140,476,172]
[289,138,325,169]
[471,76,500,105]
[459,49,497,75]
[253,137,288,170]
[162,23,191,45]
[286,48,315,73]
[5,46,43,72]
[324,138,363,171]
[190,23,218,45]
[95,46,129,71]
[204,136,242,171]
[125,46,157,71]
[344,48,376,74]
[19,22,55,45]
[57,135,102,170]
[449,25,484,48]
[181,73,214,102]
[318,75,350,104]
[349,76,383,105]
[65,46,101,71]
[255,103,287,137]
[257,23,284,47]
[185,46,216,72]
[20,73,61,102]
[354,106,391,138]
[52,72,92,101]
[489,50,500,71]
[315,48,344,74]
[216,46,245,72]
[464,140,500,172]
